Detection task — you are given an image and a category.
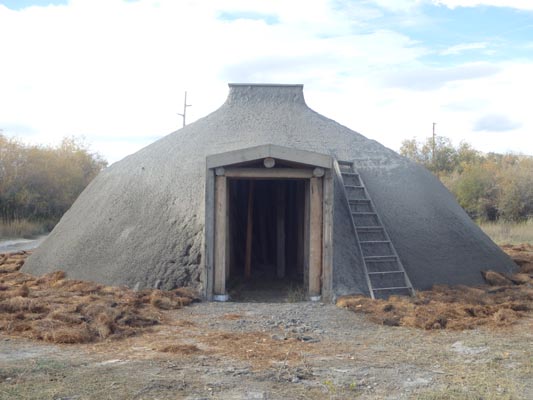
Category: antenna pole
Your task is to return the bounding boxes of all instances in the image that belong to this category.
[177,91,192,128]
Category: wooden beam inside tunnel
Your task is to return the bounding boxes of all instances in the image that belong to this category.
[244,181,254,280]
[276,183,286,279]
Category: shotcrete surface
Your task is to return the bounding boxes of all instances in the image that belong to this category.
[23,84,516,294]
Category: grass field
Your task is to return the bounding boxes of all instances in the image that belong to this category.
[0,219,51,240]
[2,213,532,245]
[479,220,533,245]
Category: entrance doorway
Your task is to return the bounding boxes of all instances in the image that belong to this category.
[204,144,334,302]
[227,179,305,301]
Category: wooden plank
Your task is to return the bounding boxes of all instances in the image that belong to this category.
[224,168,314,179]
[244,181,254,279]
[214,175,228,295]
[296,181,304,276]
[254,182,269,267]
[276,182,286,279]
[321,170,334,302]
[206,144,333,169]
[207,146,266,169]
[309,177,323,297]
[224,180,231,286]
[226,181,232,281]
[286,182,296,272]
[203,168,215,300]
[303,180,310,291]
[268,144,332,169]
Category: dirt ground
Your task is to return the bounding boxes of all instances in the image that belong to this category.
[1,302,532,399]
[1,247,532,399]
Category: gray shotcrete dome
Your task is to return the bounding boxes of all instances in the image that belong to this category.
[24,83,516,301]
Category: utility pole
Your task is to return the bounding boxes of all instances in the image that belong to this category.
[432,122,436,163]
[177,91,192,128]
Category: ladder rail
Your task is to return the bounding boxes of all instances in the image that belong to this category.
[337,159,415,298]
[353,169,415,297]
[333,159,375,299]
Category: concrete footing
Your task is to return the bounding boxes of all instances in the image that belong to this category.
[213,294,230,302]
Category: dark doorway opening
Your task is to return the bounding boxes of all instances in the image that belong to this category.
[227,179,305,301]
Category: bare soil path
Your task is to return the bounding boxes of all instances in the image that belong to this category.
[1,301,532,400]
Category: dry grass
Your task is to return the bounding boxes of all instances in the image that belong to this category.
[0,219,49,239]
[479,219,533,245]
[221,313,243,320]
[0,251,198,344]
[157,343,201,354]
[338,244,533,330]
[500,243,533,270]
[201,331,308,369]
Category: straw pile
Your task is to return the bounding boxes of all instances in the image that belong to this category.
[338,244,533,330]
[0,251,198,344]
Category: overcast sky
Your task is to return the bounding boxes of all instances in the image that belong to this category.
[1,0,532,163]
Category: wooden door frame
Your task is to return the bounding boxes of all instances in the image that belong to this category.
[203,146,334,302]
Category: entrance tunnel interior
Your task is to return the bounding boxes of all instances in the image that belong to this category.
[227,179,305,299]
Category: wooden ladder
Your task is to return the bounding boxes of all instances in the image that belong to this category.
[336,160,415,299]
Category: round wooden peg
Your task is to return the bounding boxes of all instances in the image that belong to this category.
[313,167,325,177]
[263,157,276,168]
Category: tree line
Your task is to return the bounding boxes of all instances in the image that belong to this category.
[1,131,531,229]
[400,136,533,222]
[0,134,107,225]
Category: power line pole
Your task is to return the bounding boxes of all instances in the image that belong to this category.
[432,122,438,175]
[432,122,436,162]
[177,91,192,128]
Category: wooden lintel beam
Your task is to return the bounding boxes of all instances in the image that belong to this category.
[223,168,314,179]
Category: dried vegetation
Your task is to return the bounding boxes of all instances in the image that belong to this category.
[0,251,198,344]
[1,244,532,347]
[157,343,202,354]
[338,243,533,330]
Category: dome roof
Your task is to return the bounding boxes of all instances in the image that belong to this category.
[24,84,516,298]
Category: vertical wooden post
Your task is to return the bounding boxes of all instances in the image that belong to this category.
[276,182,286,279]
[256,183,267,266]
[321,170,334,302]
[226,182,231,281]
[204,169,215,300]
[244,181,254,279]
[303,180,310,290]
[309,177,323,298]
[214,175,228,298]
[296,182,304,276]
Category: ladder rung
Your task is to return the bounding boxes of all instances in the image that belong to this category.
[337,158,414,298]
[373,286,410,291]
[368,271,403,275]
[364,256,398,261]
